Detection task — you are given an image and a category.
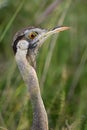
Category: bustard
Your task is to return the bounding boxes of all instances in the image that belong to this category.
[12,26,69,130]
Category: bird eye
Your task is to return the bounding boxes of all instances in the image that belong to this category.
[28,32,38,39]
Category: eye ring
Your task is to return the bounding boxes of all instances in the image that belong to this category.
[28,32,38,39]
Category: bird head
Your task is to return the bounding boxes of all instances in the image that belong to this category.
[12,26,69,68]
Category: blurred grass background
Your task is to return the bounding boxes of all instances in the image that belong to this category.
[0,0,87,130]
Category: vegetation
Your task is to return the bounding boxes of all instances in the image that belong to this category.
[0,0,87,130]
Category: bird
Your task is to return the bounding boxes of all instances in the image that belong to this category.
[12,26,69,130]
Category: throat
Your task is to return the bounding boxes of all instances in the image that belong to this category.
[26,50,36,69]
[16,49,27,59]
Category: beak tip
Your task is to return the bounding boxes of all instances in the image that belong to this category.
[53,26,70,30]
[54,26,70,32]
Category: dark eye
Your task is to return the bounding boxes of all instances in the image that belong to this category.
[28,32,38,39]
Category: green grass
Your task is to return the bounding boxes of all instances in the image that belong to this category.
[0,0,87,130]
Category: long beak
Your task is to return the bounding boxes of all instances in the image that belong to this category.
[44,26,70,38]
[37,26,70,48]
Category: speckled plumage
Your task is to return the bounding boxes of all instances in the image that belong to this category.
[13,26,69,130]
[15,49,48,130]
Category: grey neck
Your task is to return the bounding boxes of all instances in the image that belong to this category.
[15,50,48,130]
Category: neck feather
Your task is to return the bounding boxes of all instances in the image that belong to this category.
[15,50,48,130]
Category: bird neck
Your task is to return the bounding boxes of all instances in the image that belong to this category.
[15,50,48,130]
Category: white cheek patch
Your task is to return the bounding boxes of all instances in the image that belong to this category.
[17,40,29,50]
